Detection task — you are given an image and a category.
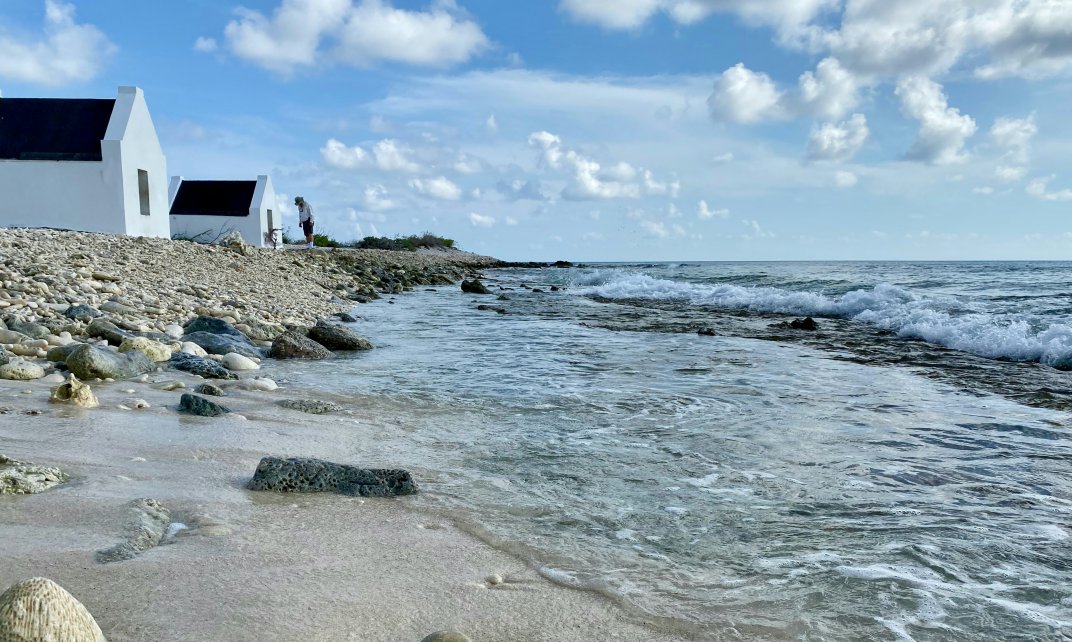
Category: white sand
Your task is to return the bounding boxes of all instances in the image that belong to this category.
[0,374,695,642]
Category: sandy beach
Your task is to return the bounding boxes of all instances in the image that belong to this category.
[0,229,691,641]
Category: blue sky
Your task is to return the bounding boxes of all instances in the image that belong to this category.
[1,0,1072,261]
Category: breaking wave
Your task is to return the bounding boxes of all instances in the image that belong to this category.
[573,271,1072,368]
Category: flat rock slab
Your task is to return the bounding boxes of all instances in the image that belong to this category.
[95,498,171,564]
[277,399,342,415]
[0,455,69,494]
[169,352,238,380]
[178,394,231,417]
[247,457,418,497]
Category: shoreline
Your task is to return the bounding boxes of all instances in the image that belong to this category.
[0,229,690,641]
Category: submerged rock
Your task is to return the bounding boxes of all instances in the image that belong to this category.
[476,305,506,314]
[308,321,373,351]
[50,375,99,408]
[169,352,238,380]
[697,327,717,336]
[0,455,69,494]
[247,457,418,497]
[269,330,332,360]
[96,498,171,564]
[770,317,820,331]
[178,393,231,417]
[460,279,491,294]
[0,577,105,642]
[193,383,226,397]
[277,399,342,415]
[65,344,154,381]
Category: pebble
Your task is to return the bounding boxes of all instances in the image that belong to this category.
[222,352,259,371]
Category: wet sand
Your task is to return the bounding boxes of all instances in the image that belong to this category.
[0,372,693,642]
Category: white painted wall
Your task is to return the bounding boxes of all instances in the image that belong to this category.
[169,175,278,248]
[0,86,170,238]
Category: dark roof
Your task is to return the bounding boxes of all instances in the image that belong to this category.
[0,98,116,161]
[170,180,257,217]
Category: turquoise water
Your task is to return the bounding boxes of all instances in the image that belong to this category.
[277,262,1072,641]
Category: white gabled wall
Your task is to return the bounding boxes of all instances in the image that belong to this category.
[0,86,170,238]
[169,175,276,248]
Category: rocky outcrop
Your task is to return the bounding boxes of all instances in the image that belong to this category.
[771,317,820,331]
[178,394,231,417]
[269,331,332,360]
[247,457,418,497]
[65,344,155,381]
[50,375,99,408]
[0,578,105,642]
[96,498,171,564]
[169,352,238,380]
[460,279,491,294]
[307,321,373,351]
[0,455,69,494]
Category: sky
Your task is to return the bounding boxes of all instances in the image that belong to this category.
[1,0,1072,261]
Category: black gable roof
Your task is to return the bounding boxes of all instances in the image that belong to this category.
[170,180,257,217]
[0,98,116,161]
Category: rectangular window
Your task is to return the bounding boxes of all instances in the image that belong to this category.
[138,169,151,216]
[267,209,274,231]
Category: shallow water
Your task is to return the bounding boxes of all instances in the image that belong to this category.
[275,263,1072,641]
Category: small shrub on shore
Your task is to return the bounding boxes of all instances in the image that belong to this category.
[313,233,341,248]
[347,233,456,252]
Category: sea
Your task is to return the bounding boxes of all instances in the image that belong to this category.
[275,261,1072,641]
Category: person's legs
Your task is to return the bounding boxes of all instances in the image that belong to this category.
[302,221,314,248]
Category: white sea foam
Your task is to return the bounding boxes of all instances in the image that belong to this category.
[574,272,1072,366]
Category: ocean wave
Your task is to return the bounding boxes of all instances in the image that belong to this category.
[573,271,1072,368]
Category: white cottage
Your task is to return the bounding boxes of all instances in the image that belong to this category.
[0,86,170,238]
[168,175,279,248]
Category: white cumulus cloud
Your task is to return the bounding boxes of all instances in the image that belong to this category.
[798,57,859,120]
[0,0,116,86]
[896,76,977,165]
[1027,176,1072,202]
[708,63,786,124]
[469,212,496,227]
[409,176,462,201]
[698,200,729,219]
[807,113,869,162]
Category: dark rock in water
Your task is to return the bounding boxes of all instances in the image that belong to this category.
[178,393,231,417]
[85,318,131,345]
[497,294,511,301]
[531,288,544,293]
[269,330,332,360]
[554,260,573,268]
[95,498,170,563]
[697,327,717,336]
[64,304,102,322]
[461,279,491,294]
[771,317,820,331]
[182,331,263,360]
[183,316,248,339]
[247,457,418,497]
[278,399,342,415]
[194,383,226,397]
[66,344,154,380]
[169,352,238,380]
[308,321,373,351]
[476,305,507,314]
[334,312,359,323]
[550,285,560,292]
[6,320,50,339]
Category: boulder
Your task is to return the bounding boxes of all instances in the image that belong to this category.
[308,322,373,351]
[50,375,99,408]
[182,331,262,360]
[269,331,332,360]
[99,300,136,315]
[247,457,418,497]
[183,316,247,339]
[46,343,83,363]
[0,578,105,642]
[64,304,103,322]
[118,336,172,362]
[236,317,285,342]
[0,455,69,494]
[85,318,130,345]
[5,320,50,340]
[193,383,226,397]
[95,498,171,564]
[476,305,506,314]
[180,341,208,357]
[790,317,819,331]
[278,399,342,415]
[222,352,259,371]
[178,393,231,417]
[697,327,717,336]
[0,359,46,381]
[65,344,154,381]
[460,279,491,294]
[334,312,359,323]
[169,353,238,380]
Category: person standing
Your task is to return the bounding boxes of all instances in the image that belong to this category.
[295,196,314,249]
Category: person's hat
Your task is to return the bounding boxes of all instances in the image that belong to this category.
[294,196,303,204]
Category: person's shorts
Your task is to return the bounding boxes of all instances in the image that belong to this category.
[301,220,314,235]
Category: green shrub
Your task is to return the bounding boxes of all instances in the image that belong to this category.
[346,232,456,252]
[313,233,341,248]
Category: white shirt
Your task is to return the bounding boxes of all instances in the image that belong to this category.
[298,203,313,223]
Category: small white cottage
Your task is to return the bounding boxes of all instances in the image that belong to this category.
[0,86,170,238]
[168,175,279,248]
